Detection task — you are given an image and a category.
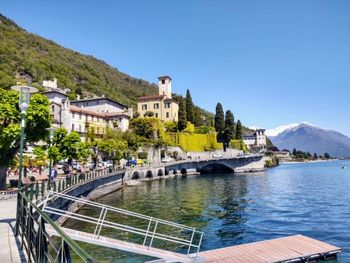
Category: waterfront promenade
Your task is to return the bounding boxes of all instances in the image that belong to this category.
[0,197,24,263]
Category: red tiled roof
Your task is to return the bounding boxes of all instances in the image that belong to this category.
[69,106,130,119]
[70,105,103,117]
[138,95,165,101]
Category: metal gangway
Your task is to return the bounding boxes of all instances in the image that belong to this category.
[42,191,204,263]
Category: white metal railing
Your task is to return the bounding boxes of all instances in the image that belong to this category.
[43,191,204,257]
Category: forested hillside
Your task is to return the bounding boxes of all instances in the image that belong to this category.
[0,15,178,109]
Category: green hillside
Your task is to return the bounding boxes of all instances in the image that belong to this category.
[0,14,159,106]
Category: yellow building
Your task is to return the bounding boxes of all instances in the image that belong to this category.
[137,76,179,122]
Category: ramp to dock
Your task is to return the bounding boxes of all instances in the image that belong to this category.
[46,225,195,262]
[197,234,341,263]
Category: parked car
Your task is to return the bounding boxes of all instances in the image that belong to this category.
[88,161,95,170]
[212,152,223,158]
[71,161,81,170]
[126,159,137,166]
[103,161,113,168]
[56,161,65,169]
[161,156,174,163]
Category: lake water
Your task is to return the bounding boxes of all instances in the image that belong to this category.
[65,160,350,262]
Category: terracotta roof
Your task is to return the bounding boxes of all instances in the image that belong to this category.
[70,105,103,117]
[138,95,165,101]
[69,106,130,119]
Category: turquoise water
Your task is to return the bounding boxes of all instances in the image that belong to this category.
[65,160,350,262]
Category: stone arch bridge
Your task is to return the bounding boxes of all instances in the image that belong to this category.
[124,155,264,180]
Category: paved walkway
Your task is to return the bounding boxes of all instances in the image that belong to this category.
[0,197,26,263]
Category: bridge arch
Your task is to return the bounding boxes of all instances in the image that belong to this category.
[145,170,153,178]
[181,168,187,175]
[157,169,164,176]
[199,162,234,174]
[131,171,141,180]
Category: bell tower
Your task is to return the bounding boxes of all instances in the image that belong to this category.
[158,76,172,99]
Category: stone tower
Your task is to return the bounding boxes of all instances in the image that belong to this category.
[158,76,172,99]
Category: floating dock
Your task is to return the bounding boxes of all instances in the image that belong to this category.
[198,234,341,263]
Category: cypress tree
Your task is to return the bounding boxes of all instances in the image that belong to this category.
[235,120,242,140]
[313,152,318,159]
[178,99,187,131]
[214,103,225,133]
[224,110,235,142]
[292,148,297,156]
[185,89,195,123]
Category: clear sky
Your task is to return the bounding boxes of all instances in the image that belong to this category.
[2,1,350,135]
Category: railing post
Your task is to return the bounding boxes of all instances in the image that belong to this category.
[187,229,196,254]
[149,221,159,249]
[143,218,153,246]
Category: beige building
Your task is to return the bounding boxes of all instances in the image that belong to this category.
[137,76,179,122]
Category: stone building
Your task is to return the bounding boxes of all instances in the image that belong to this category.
[243,129,267,150]
[41,79,132,140]
[137,76,179,122]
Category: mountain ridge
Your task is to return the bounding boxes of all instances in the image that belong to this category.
[268,123,350,157]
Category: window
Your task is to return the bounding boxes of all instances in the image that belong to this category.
[162,79,165,84]
[155,113,158,117]
[71,124,74,131]
[92,116,94,122]
[164,102,171,109]
[72,113,75,119]
[142,104,147,110]
[79,125,81,132]
[166,112,169,118]
[51,105,55,112]
[154,103,159,109]
[97,127,100,134]
[79,113,82,120]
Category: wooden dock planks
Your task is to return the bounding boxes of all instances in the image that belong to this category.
[198,234,341,263]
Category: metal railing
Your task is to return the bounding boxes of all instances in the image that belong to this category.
[22,167,125,203]
[15,168,123,262]
[16,189,95,262]
[43,191,204,257]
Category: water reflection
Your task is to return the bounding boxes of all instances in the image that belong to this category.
[65,161,349,262]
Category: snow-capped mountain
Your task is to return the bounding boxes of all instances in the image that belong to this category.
[267,123,350,157]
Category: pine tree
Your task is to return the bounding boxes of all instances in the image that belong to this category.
[235,120,242,140]
[224,110,235,142]
[185,89,195,123]
[214,103,225,133]
[178,99,187,131]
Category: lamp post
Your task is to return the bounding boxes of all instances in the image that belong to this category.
[46,127,56,190]
[11,84,38,190]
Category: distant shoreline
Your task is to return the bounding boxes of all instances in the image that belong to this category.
[281,159,338,165]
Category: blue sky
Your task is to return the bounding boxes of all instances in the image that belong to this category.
[2,1,350,135]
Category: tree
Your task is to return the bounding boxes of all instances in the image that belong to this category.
[324,152,330,159]
[185,89,195,123]
[235,120,243,140]
[98,137,127,167]
[144,111,154,117]
[313,152,318,159]
[0,89,51,189]
[223,110,235,150]
[292,148,297,156]
[178,99,187,131]
[214,103,225,134]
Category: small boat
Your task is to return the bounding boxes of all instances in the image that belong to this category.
[342,166,346,169]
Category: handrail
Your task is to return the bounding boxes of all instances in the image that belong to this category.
[43,191,204,256]
[16,189,95,262]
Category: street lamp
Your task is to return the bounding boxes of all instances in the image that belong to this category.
[46,127,56,190]
[11,84,38,190]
